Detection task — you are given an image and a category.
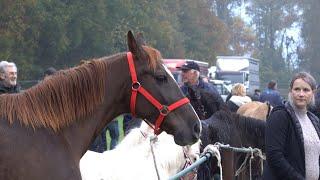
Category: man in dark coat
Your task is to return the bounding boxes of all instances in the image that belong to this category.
[178,61,224,118]
[0,61,20,94]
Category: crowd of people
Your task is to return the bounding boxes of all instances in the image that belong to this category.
[2,59,320,179]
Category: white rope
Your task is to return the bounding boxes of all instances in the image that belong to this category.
[253,148,265,176]
[212,142,265,179]
[249,147,253,180]
[149,135,161,180]
[235,152,250,176]
[203,144,223,180]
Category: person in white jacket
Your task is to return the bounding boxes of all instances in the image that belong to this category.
[226,83,252,112]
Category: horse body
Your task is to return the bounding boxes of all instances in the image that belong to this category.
[237,101,272,120]
[0,31,200,180]
[80,122,200,180]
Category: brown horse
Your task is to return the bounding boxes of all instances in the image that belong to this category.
[237,101,272,120]
[0,31,200,180]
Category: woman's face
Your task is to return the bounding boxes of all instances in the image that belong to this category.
[290,78,314,109]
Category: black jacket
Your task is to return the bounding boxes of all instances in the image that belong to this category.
[263,102,320,180]
[226,100,239,112]
[0,80,20,94]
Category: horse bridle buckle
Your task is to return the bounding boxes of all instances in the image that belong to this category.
[132,81,141,91]
[159,105,169,116]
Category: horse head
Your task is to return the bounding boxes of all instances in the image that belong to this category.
[121,31,200,145]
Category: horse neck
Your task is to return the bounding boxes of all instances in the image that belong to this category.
[63,53,132,158]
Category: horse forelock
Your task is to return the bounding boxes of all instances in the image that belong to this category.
[142,45,162,72]
[0,56,115,131]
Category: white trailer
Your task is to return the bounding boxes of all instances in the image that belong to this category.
[214,56,260,94]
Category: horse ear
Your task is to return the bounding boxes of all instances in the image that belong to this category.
[127,31,147,61]
[127,31,139,54]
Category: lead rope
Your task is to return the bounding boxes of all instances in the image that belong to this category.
[235,153,250,177]
[249,147,254,180]
[234,147,265,180]
[150,135,161,180]
[206,144,223,180]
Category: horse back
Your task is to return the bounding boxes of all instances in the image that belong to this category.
[237,101,269,120]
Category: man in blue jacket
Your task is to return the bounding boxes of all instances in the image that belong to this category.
[260,80,283,107]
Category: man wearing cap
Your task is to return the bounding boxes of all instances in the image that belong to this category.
[179,61,224,118]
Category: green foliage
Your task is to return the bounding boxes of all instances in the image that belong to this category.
[0,0,231,81]
[300,0,320,80]
[2,0,315,86]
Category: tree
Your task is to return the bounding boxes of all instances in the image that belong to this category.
[300,0,320,80]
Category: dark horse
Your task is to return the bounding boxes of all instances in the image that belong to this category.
[0,31,200,180]
[198,111,265,180]
[187,87,265,180]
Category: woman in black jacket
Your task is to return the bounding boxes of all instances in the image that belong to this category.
[263,72,320,180]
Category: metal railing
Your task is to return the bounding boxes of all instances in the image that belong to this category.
[169,143,264,180]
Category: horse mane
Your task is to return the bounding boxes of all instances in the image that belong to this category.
[0,46,162,131]
[214,111,265,143]
[201,110,265,148]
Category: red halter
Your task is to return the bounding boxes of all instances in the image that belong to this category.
[127,52,190,135]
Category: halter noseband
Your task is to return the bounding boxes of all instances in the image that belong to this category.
[127,52,190,135]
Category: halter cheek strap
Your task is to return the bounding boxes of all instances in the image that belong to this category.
[127,52,190,135]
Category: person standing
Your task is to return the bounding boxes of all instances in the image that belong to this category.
[226,83,252,112]
[105,119,119,150]
[179,61,224,111]
[264,72,320,180]
[251,89,261,101]
[89,127,107,153]
[0,61,20,94]
[260,80,283,107]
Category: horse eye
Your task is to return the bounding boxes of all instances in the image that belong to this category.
[155,75,167,82]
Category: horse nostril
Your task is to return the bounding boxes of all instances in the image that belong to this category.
[193,122,200,135]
